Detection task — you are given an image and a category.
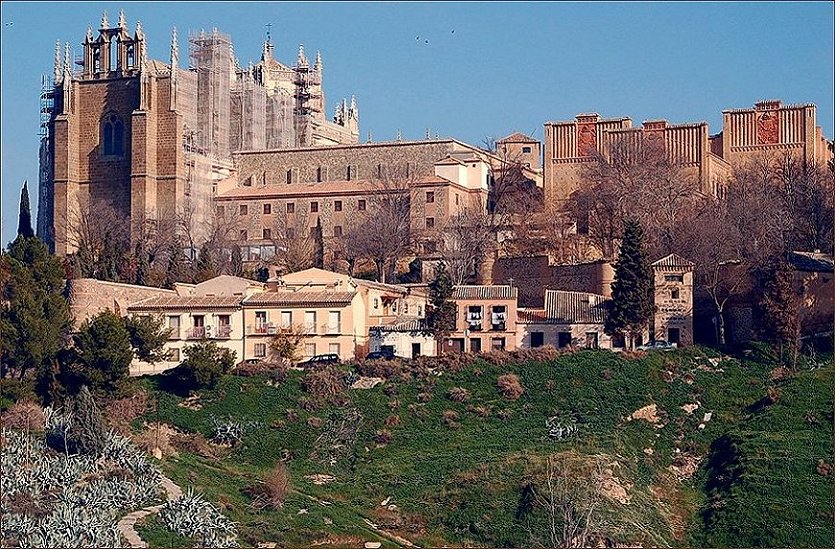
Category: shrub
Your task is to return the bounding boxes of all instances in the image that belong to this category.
[374,429,393,445]
[442,409,460,428]
[307,416,323,428]
[447,387,471,403]
[497,408,514,421]
[2,400,45,431]
[354,358,405,380]
[172,341,236,392]
[235,360,288,382]
[468,405,491,418]
[211,417,245,446]
[104,390,149,435]
[417,391,432,403]
[300,366,345,399]
[387,399,400,410]
[263,462,290,508]
[497,374,524,400]
[383,384,399,396]
[297,395,323,412]
[384,414,401,426]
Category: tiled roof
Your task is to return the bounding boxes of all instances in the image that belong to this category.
[452,285,518,301]
[517,290,607,324]
[652,253,695,270]
[372,315,426,332]
[129,296,242,311]
[788,251,834,273]
[243,290,356,307]
[497,132,537,143]
[353,278,410,295]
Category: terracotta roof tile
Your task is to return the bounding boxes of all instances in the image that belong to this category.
[652,253,696,270]
[129,296,242,311]
[518,291,607,324]
[452,285,518,301]
[243,290,356,307]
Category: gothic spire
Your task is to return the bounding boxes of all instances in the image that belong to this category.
[54,40,62,84]
[314,50,322,72]
[297,44,308,67]
[349,95,357,117]
[85,25,94,42]
[135,20,144,39]
[117,9,127,29]
[63,43,71,79]
[170,27,179,77]
[100,10,109,29]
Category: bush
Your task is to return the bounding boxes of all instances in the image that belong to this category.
[70,310,134,395]
[172,341,236,392]
[374,429,393,444]
[234,360,288,382]
[104,390,150,435]
[447,387,471,403]
[300,366,346,399]
[442,409,460,428]
[384,414,401,426]
[2,400,45,431]
[263,462,290,508]
[497,374,524,400]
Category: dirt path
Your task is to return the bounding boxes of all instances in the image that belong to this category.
[117,475,183,548]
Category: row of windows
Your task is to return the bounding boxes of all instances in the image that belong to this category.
[529,331,600,350]
[237,217,437,241]
[252,163,419,186]
[255,342,342,358]
[253,310,341,335]
[223,191,445,218]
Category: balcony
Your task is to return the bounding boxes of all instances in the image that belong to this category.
[215,325,232,339]
[248,323,276,336]
[186,327,206,340]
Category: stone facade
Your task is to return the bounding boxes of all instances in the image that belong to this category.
[491,256,614,308]
[651,254,695,346]
[447,285,519,353]
[39,11,358,255]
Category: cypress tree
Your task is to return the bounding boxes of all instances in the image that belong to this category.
[230,245,244,276]
[17,180,35,239]
[423,262,458,352]
[313,217,325,269]
[604,219,655,349]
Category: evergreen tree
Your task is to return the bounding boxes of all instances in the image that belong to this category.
[164,239,190,287]
[65,386,109,455]
[604,219,655,349]
[230,244,244,276]
[1,237,71,384]
[174,340,236,392]
[17,181,34,239]
[70,310,133,395]
[124,314,172,365]
[313,217,325,269]
[134,242,150,286]
[194,243,215,282]
[757,261,802,369]
[423,262,458,352]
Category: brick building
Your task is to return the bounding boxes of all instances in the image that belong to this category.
[543,100,832,203]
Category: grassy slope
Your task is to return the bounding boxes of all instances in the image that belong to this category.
[135,347,833,548]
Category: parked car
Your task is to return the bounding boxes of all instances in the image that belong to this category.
[637,340,677,351]
[297,354,341,368]
[366,350,401,361]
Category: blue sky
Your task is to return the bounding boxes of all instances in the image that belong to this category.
[2,2,833,246]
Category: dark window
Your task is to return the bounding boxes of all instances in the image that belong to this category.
[263,203,271,214]
[426,191,435,203]
[470,338,482,353]
[522,146,532,153]
[311,201,319,213]
[426,217,435,229]
[665,274,684,283]
[491,337,506,351]
[558,332,572,348]
[240,204,248,215]
[358,199,366,211]
[531,332,544,348]
[102,113,124,156]
[668,328,681,344]
[585,332,599,349]
[263,228,271,239]
[239,230,248,241]
[334,225,343,237]
[335,200,343,212]
[287,203,295,213]
[671,288,680,300]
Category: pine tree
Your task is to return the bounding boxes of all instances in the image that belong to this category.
[313,217,325,269]
[134,242,150,286]
[1,237,71,385]
[604,219,655,349]
[423,262,458,352]
[17,181,35,239]
[195,243,214,282]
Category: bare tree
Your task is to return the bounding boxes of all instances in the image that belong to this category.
[565,138,700,259]
[528,453,607,548]
[267,208,316,275]
[64,199,132,281]
[434,197,495,285]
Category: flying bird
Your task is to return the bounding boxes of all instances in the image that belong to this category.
[5,22,13,27]
[451,29,455,34]
[424,39,429,44]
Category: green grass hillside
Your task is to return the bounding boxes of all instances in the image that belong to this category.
[134,346,833,548]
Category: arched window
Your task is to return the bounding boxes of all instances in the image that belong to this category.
[102,113,124,156]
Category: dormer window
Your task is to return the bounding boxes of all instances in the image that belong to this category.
[102,113,124,156]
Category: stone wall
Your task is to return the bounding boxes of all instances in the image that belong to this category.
[492,256,613,308]
[67,278,175,328]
